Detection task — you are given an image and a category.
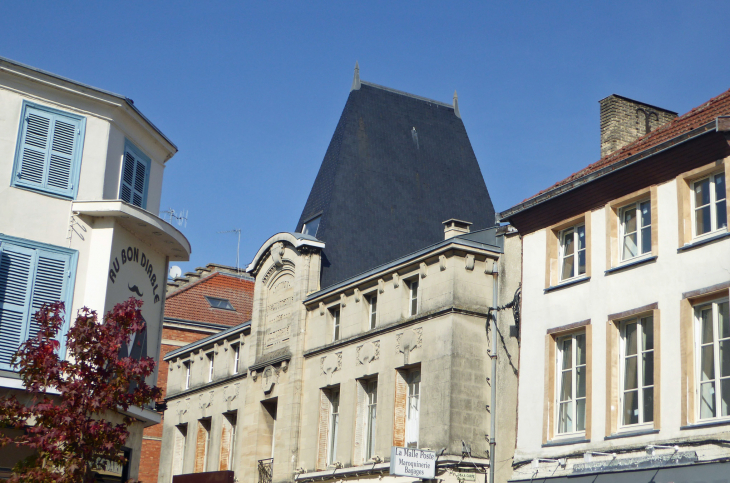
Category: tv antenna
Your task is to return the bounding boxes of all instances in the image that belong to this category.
[160,208,188,228]
[218,228,242,272]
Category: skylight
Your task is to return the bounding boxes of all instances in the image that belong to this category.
[302,215,321,237]
[205,296,235,311]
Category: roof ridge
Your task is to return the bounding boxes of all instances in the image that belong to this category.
[360,81,454,109]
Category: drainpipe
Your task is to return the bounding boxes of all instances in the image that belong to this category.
[489,260,499,483]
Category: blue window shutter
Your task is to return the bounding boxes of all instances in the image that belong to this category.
[120,143,150,208]
[27,251,69,342]
[0,244,35,370]
[14,104,84,199]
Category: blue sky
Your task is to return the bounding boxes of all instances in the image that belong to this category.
[3,2,730,274]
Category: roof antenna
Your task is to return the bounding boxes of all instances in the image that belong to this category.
[351,61,361,91]
[453,90,461,119]
[217,228,242,273]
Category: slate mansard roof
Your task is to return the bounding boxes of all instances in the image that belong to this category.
[296,80,496,288]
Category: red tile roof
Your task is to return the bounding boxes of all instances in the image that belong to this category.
[525,87,730,202]
[164,272,254,326]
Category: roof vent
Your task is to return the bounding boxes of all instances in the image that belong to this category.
[443,219,471,239]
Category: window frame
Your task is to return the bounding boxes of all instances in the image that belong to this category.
[204,296,235,311]
[119,139,151,209]
[618,315,655,429]
[558,224,587,282]
[302,215,322,238]
[330,307,341,342]
[691,171,727,240]
[694,297,730,422]
[327,388,340,466]
[365,379,378,461]
[207,352,214,382]
[555,331,587,437]
[0,234,78,371]
[232,343,240,375]
[618,200,653,263]
[184,361,191,389]
[405,369,421,448]
[367,293,378,330]
[408,279,419,316]
[11,101,86,200]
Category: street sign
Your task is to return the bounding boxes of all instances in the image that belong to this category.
[390,447,437,479]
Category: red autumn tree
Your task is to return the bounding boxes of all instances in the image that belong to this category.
[0,299,161,483]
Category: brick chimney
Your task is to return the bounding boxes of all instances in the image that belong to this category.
[599,95,677,158]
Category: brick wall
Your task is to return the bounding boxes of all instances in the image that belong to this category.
[600,94,677,158]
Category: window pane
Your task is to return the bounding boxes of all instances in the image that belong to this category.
[561,255,574,280]
[622,233,638,259]
[695,178,711,207]
[558,402,572,433]
[561,339,573,369]
[577,250,586,275]
[622,207,637,234]
[643,387,654,422]
[577,226,586,250]
[642,317,654,351]
[721,341,730,378]
[696,205,712,235]
[624,356,638,390]
[623,390,639,425]
[576,399,586,431]
[700,382,716,419]
[562,229,574,255]
[701,345,715,381]
[576,334,586,365]
[641,227,651,254]
[701,308,714,344]
[717,201,728,230]
[715,173,726,201]
[723,379,730,417]
[576,366,586,398]
[720,303,730,339]
[625,323,638,356]
[640,201,651,227]
[643,352,654,386]
[560,370,572,402]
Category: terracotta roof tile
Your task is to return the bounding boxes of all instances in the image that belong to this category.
[164,272,254,326]
[525,87,730,202]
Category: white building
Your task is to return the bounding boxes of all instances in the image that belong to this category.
[499,92,730,482]
[0,56,191,481]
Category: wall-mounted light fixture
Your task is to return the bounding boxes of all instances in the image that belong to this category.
[583,451,616,463]
[531,458,566,469]
[645,445,679,456]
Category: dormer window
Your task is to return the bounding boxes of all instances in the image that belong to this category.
[205,296,235,311]
[302,215,321,237]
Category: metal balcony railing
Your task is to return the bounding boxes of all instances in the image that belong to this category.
[258,458,273,483]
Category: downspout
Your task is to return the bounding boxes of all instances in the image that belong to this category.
[489,260,498,483]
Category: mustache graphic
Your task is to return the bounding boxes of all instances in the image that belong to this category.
[128,284,144,297]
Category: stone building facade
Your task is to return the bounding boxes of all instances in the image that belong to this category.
[139,264,254,483]
[500,88,730,482]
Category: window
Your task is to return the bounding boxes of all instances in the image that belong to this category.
[302,215,321,237]
[559,225,586,281]
[172,424,187,477]
[184,361,191,389]
[409,279,419,316]
[620,201,652,261]
[11,101,86,199]
[693,173,727,237]
[205,296,235,311]
[232,344,240,375]
[368,294,377,329]
[620,316,654,426]
[365,380,378,460]
[119,140,151,209]
[556,332,586,434]
[331,308,341,342]
[207,353,214,382]
[0,235,77,371]
[219,412,237,471]
[696,299,730,420]
[194,418,211,473]
[405,370,421,448]
[328,389,340,465]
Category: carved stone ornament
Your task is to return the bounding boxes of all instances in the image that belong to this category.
[272,241,285,268]
[176,400,188,424]
[223,384,240,409]
[199,391,213,416]
[281,360,289,372]
[420,262,427,278]
[397,328,423,364]
[262,365,276,394]
[356,341,380,365]
[251,369,258,381]
[340,293,347,308]
[321,352,342,383]
[393,273,400,288]
[465,254,475,271]
[439,254,447,271]
[354,288,361,303]
[378,279,385,294]
[319,302,325,316]
[485,259,497,274]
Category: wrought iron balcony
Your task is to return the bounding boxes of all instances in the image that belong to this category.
[258,458,273,483]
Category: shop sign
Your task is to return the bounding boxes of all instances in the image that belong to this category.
[390,447,436,479]
[455,471,476,481]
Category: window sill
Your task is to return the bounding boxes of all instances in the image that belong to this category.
[605,255,657,275]
[544,276,590,293]
[542,436,589,447]
[678,231,730,252]
[680,418,730,430]
[604,428,659,440]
